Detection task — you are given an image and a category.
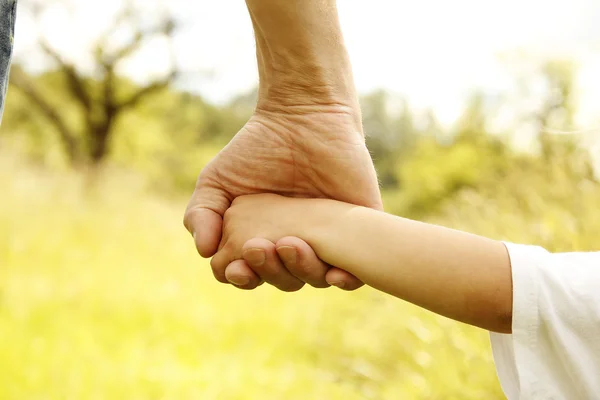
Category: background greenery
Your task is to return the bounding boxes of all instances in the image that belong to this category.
[2,2,600,399]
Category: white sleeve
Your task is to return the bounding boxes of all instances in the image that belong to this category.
[490,243,600,400]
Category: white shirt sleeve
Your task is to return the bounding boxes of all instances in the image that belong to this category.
[491,243,600,400]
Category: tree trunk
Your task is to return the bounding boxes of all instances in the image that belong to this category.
[89,127,111,165]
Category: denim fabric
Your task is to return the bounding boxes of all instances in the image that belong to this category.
[0,0,16,124]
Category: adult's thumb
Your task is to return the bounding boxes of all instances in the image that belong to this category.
[184,186,230,258]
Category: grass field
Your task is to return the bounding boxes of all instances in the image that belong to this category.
[0,157,504,399]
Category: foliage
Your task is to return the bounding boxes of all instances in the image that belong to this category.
[361,90,418,187]
[392,133,510,217]
[2,70,249,190]
[431,148,600,253]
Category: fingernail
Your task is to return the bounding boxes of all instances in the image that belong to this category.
[228,276,250,286]
[329,281,346,289]
[244,248,266,267]
[192,231,197,240]
[276,246,297,267]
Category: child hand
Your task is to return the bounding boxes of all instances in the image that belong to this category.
[217,194,305,254]
[210,194,328,291]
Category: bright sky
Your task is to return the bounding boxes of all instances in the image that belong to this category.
[13,0,600,128]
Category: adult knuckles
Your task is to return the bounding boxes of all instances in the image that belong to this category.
[292,259,319,278]
[278,282,305,293]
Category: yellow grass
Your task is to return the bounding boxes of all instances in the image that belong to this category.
[0,156,503,399]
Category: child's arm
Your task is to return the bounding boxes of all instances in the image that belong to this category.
[215,194,512,333]
[307,201,512,333]
[215,194,600,396]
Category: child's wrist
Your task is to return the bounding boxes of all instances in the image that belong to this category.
[296,199,355,257]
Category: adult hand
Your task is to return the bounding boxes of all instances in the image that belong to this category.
[185,0,382,291]
[184,104,382,291]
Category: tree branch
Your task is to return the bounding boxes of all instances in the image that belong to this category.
[10,68,79,162]
[39,40,93,114]
[118,71,177,110]
[100,12,177,66]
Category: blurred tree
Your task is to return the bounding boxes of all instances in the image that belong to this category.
[203,88,257,144]
[391,91,510,217]
[9,0,179,166]
[530,60,595,180]
[361,90,416,187]
[419,109,443,140]
[455,92,488,141]
[535,60,577,160]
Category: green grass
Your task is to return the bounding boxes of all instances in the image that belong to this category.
[0,157,503,399]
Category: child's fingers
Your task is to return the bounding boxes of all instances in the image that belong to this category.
[275,237,331,288]
[242,238,305,292]
[325,267,364,291]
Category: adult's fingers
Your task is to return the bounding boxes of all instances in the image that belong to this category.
[274,236,330,289]
[242,238,305,292]
[325,267,364,291]
[210,246,263,291]
[184,182,231,258]
[275,236,364,291]
[185,208,223,258]
[209,246,232,283]
[224,259,263,290]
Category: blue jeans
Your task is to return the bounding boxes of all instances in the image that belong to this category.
[0,0,16,124]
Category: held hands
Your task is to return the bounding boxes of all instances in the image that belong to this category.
[184,105,381,292]
[210,194,332,291]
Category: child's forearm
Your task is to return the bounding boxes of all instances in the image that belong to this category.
[303,201,512,333]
